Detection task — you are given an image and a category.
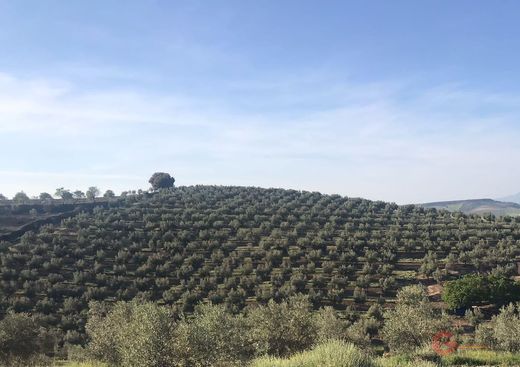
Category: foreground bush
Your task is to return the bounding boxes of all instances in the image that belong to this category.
[84,296,321,366]
[173,303,254,366]
[247,295,316,357]
[251,340,375,367]
[475,302,520,352]
[0,313,53,366]
[442,349,520,366]
[86,301,175,367]
[381,285,448,353]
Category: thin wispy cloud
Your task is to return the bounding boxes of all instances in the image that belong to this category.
[1,67,519,203]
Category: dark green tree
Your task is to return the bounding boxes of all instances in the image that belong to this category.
[149,172,175,191]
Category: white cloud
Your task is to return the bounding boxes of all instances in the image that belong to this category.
[0,70,519,203]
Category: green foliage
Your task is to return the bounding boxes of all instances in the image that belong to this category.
[381,285,448,353]
[313,306,350,344]
[173,303,254,366]
[442,349,520,366]
[475,302,520,352]
[86,186,100,200]
[443,274,520,310]
[149,172,175,190]
[0,185,519,342]
[0,313,49,366]
[377,356,437,367]
[248,295,316,357]
[464,308,484,326]
[251,340,376,367]
[12,191,29,203]
[86,301,175,367]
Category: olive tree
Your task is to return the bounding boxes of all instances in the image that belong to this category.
[55,188,73,201]
[39,192,53,202]
[248,295,316,357]
[476,302,520,352]
[86,187,100,201]
[173,303,254,366]
[103,190,115,199]
[382,285,448,353]
[0,313,43,365]
[86,301,176,367]
[13,191,29,203]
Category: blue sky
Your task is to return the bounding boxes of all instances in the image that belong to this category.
[1,0,520,203]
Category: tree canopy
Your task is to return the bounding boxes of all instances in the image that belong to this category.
[149,172,175,191]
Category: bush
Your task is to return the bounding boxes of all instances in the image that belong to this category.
[442,274,520,310]
[381,285,448,353]
[0,313,49,366]
[86,301,175,367]
[479,302,520,352]
[173,303,254,366]
[248,295,316,357]
[314,306,350,344]
[251,340,375,367]
[442,349,520,366]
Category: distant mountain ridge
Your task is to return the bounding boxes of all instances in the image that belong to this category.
[497,192,520,205]
[420,198,520,216]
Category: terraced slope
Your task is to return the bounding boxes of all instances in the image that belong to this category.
[0,186,519,343]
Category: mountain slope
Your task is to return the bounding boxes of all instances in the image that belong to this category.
[420,198,520,216]
[0,185,519,344]
[498,193,520,205]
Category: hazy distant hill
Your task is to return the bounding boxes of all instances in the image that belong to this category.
[498,193,520,205]
[421,198,520,216]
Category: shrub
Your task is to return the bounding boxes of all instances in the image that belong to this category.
[173,303,254,366]
[490,302,520,352]
[85,301,175,367]
[314,306,350,344]
[251,340,375,367]
[474,322,497,350]
[475,302,520,353]
[0,313,47,366]
[442,349,520,366]
[381,285,448,353]
[442,274,520,310]
[248,295,316,357]
[344,319,372,350]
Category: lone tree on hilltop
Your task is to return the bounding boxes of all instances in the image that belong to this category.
[149,172,175,191]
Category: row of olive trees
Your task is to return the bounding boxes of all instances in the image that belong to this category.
[79,286,452,367]
[0,171,175,203]
[84,295,370,367]
[1,288,519,366]
[0,187,110,203]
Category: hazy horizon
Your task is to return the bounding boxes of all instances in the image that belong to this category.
[2,1,520,204]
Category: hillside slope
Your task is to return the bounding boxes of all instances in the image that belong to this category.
[498,192,520,205]
[0,186,519,344]
[421,198,520,216]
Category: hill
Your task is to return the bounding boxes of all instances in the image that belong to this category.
[420,198,520,216]
[0,185,519,345]
[498,192,520,205]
